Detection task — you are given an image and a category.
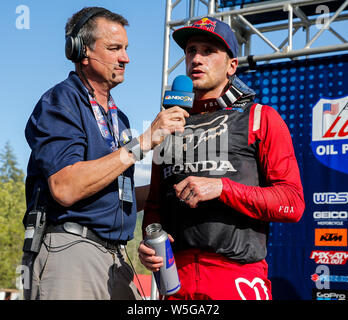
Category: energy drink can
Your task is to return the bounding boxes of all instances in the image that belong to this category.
[145,223,181,295]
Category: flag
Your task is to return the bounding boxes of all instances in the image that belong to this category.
[323,103,339,115]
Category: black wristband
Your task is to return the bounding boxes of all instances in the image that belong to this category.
[123,138,144,162]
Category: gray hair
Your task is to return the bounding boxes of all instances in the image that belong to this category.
[65,7,129,50]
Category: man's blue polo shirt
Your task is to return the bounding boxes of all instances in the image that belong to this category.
[25,71,137,242]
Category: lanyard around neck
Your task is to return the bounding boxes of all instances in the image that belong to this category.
[88,93,120,152]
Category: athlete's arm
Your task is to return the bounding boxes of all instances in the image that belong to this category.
[219,104,305,222]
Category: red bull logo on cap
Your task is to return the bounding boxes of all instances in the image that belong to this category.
[193,17,217,32]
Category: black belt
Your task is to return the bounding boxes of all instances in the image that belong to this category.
[45,222,124,250]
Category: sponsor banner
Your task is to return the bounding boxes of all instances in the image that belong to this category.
[311,95,348,175]
[315,229,347,247]
[311,273,348,284]
[313,211,347,226]
[313,192,348,205]
[238,54,348,300]
[310,251,348,265]
[312,289,348,300]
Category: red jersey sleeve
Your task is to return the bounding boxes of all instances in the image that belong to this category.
[219,104,305,223]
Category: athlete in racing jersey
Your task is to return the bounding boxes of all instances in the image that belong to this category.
[138,17,305,300]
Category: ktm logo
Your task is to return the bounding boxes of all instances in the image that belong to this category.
[321,234,343,241]
[315,229,347,246]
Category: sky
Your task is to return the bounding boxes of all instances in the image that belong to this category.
[0,0,346,186]
[0,0,171,186]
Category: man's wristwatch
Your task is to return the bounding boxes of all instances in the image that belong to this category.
[123,138,145,162]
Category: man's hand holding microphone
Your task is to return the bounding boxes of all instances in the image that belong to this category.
[138,75,194,157]
[138,106,189,154]
[138,75,194,274]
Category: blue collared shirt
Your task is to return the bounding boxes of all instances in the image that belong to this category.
[25,71,136,242]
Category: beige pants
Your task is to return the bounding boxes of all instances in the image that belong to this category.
[22,232,142,300]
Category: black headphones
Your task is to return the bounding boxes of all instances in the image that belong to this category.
[65,7,106,63]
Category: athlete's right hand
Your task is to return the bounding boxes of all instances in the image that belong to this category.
[138,234,174,272]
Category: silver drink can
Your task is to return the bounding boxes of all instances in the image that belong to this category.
[145,223,181,295]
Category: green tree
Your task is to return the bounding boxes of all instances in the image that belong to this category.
[0,142,24,183]
[0,142,26,289]
[126,211,151,276]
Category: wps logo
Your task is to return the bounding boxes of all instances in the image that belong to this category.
[313,192,348,204]
[311,96,348,175]
[315,229,347,246]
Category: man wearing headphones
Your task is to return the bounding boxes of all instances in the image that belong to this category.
[22,7,188,300]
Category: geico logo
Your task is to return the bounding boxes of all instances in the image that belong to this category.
[317,292,346,300]
[165,95,193,102]
[314,211,348,219]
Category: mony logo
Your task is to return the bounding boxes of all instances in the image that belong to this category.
[311,95,348,174]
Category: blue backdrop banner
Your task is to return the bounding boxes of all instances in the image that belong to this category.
[238,54,348,300]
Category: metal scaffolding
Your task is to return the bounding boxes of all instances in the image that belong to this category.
[161,0,348,96]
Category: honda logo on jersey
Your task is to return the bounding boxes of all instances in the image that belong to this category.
[311,95,348,174]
